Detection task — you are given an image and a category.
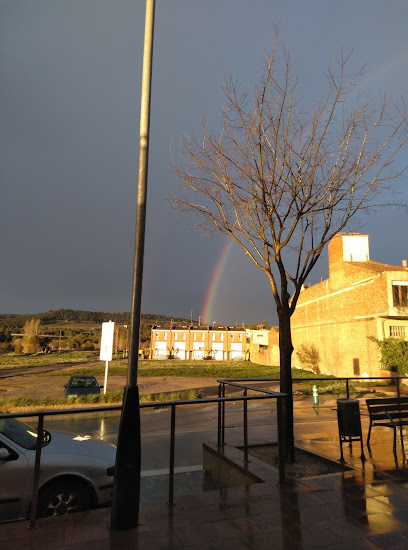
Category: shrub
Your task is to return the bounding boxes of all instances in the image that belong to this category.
[81,340,95,351]
[369,336,408,375]
[0,342,11,352]
[296,343,321,374]
[12,338,23,354]
[22,336,41,354]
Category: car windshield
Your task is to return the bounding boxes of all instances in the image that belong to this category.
[0,418,38,450]
[69,377,98,388]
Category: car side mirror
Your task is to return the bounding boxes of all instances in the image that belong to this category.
[42,430,52,446]
[62,385,67,389]
[0,447,10,461]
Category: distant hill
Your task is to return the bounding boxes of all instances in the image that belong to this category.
[0,309,195,348]
[0,309,194,328]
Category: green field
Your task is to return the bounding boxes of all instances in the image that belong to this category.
[18,359,318,379]
[37,360,277,378]
[0,352,333,380]
[0,389,201,410]
[0,351,100,370]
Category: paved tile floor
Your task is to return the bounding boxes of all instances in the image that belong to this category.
[3,397,408,549]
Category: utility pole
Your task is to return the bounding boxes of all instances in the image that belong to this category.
[111,0,155,531]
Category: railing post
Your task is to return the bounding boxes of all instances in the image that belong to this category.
[346,379,350,400]
[397,377,401,399]
[168,404,176,507]
[28,414,44,530]
[217,384,222,447]
[243,389,248,464]
[277,397,286,485]
[221,383,226,446]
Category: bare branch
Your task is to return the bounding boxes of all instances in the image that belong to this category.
[172,27,408,350]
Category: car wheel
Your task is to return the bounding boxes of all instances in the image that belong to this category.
[38,480,92,517]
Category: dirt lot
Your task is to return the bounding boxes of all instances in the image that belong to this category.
[0,374,220,400]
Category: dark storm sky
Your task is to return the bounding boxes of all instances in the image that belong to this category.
[1,0,407,326]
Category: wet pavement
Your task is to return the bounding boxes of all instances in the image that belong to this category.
[3,396,408,549]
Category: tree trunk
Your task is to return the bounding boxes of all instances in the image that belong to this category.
[278,306,295,462]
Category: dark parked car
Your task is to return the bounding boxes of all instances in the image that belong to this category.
[63,376,102,398]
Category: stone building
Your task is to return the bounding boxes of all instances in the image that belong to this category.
[291,233,408,377]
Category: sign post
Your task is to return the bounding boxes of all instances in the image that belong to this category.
[100,321,114,394]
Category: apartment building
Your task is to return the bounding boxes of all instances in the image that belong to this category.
[291,233,408,377]
[248,328,280,366]
[151,325,247,360]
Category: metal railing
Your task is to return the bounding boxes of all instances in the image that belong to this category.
[218,375,408,402]
[217,380,287,474]
[4,373,403,528]
[0,388,286,528]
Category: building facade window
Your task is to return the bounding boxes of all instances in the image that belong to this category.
[202,333,205,341]
[174,333,178,341]
[392,283,408,307]
[221,333,224,341]
[164,332,167,341]
[231,334,234,341]
[353,358,360,376]
[239,334,243,342]
[155,332,159,340]
[212,332,215,341]
[390,326,406,338]
[193,333,197,341]
[183,333,186,341]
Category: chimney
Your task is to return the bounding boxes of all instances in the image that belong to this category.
[328,233,369,274]
[403,259,407,268]
[328,233,370,290]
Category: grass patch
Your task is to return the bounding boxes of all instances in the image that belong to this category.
[140,390,201,402]
[27,360,319,379]
[0,389,202,412]
[295,380,354,395]
[0,351,100,370]
[295,378,392,396]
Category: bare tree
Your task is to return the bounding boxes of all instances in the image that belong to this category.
[173,34,408,460]
[22,318,41,354]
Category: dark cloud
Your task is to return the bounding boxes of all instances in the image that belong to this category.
[1,0,407,326]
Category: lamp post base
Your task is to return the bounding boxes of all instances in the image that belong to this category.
[111,385,141,531]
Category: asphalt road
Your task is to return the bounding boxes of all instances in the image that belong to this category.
[7,364,340,502]
[39,398,338,471]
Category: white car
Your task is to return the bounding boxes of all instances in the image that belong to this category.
[0,417,116,522]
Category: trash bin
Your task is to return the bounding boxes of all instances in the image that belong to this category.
[337,399,361,436]
[336,399,365,462]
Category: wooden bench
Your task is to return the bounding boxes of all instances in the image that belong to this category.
[366,397,408,457]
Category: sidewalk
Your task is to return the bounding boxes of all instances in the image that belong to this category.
[3,398,408,549]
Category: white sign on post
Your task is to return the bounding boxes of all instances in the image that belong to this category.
[100,321,115,394]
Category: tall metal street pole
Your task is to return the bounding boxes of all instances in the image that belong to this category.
[111,0,155,531]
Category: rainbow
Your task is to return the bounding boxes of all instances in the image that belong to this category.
[202,238,233,325]
[359,49,407,91]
